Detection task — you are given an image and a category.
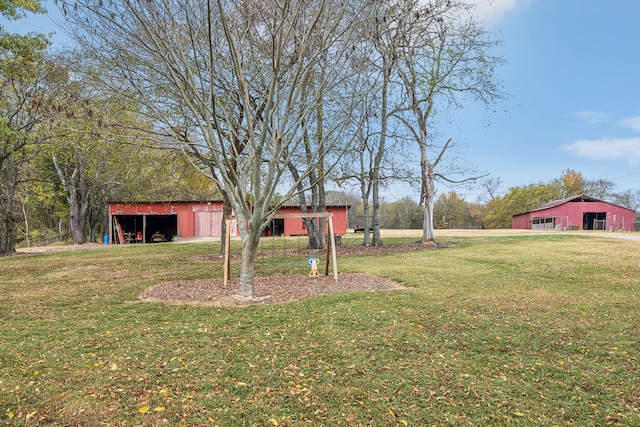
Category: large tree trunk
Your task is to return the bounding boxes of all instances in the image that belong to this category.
[53,156,88,245]
[359,160,371,246]
[421,167,437,243]
[68,193,85,245]
[372,181,383,246]
[295,192,323,250]
[305,174,323,250]
[0,160,18,254]
[307,184,324,250]
[236,215,262,299]
[314,186,327,250]
[0,211,16,254]
[305,217,322,250]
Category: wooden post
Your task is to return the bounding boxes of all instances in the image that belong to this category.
[108,214,113,245]
[223,219,231,287]
[328,217,338,282]
[325,231,331,276]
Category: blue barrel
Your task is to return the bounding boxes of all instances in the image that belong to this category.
[103,235,109,245]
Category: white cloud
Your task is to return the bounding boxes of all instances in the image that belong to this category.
[618,116,640,131]
[564,137,640,165]
[467,0,532,26]
[573,110,613,125]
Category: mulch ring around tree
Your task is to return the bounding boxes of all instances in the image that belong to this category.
[140,241,452,307]
[139,273,408,307]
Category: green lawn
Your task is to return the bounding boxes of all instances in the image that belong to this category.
[1,234,639,426]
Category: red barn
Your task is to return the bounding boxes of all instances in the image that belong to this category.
[512,195,636,231]
[267,205,350,236]
[107,201,349,243]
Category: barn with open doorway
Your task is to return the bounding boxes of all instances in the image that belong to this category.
[107,201,350,243]
[266,205,350,236]
[108,201,239,244]
[511,195,636,231]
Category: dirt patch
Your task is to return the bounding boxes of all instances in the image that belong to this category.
[139,273,407,307]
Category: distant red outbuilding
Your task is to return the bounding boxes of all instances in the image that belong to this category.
[511,195,636,231]
[107,201,349,243]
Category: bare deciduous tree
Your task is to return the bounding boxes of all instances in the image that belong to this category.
[388,0,504,243]
[335,1,413,246]
[58,0,367,298]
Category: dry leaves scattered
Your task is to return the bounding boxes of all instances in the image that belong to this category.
[139,273,407,307]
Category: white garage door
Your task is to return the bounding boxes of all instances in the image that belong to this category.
[195,211,224,237]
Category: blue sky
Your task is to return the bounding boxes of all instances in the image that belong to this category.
[5,0,640,202]
[453,0,640,201]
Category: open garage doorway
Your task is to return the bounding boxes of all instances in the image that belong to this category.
[145,215,178,242]
[112,214,177,243]
[264,218,284,236]
[583,212,606,230]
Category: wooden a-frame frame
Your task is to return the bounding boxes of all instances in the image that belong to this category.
[223,212,339,288]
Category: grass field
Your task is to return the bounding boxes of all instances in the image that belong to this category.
[1,232,639,426]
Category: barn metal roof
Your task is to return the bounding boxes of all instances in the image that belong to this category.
[108,200,224,204]
[530,194,600,212]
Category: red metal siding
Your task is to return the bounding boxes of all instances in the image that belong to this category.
[108,202,349,238]
[512,213,532,229]
[109,202,178,215]
[512,201,635,231]
[280,206,305,235]
[176,203,195,237]
[108,201,239,238]
[279,206,349,236]
[331,207,349,234]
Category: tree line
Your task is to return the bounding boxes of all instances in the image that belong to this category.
[357,169,640,231]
